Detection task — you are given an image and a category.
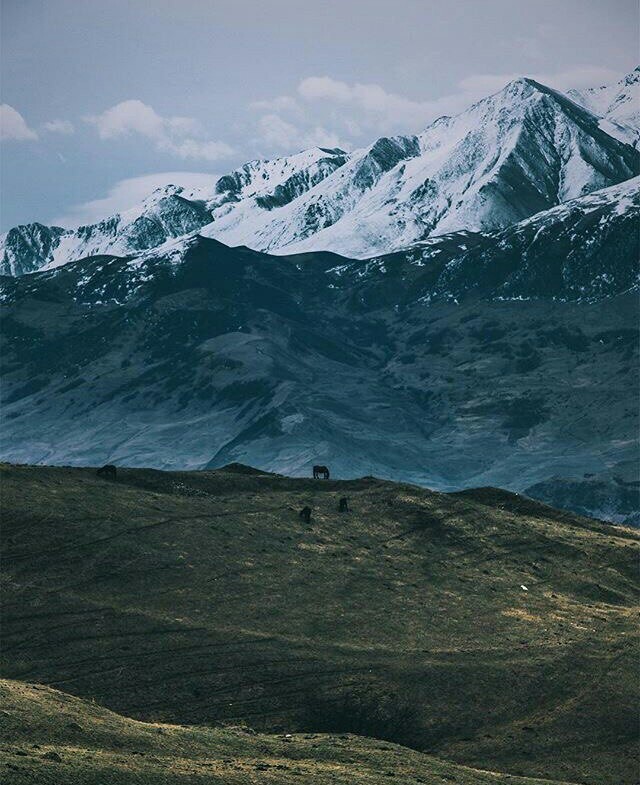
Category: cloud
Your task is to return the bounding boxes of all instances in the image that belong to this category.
[250,95,301,114]
[43,119,75,135]
[256,113,343,152]
[298,76,445,130]
[250,64,624,154]
[160,138,235,161]
[255,76,484,145]
[51,171,221,227]
[0,104,38,141]
[299,77,352,103]
[459,65,620,94]
[85,99,234,162]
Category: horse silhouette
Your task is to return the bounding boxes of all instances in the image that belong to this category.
[313,465,330,479]
[96,464,117,480]
[299,506,312,524]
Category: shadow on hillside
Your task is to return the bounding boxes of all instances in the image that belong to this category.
[295,684,423,750]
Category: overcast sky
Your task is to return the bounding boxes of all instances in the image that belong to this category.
[1,0,637,230]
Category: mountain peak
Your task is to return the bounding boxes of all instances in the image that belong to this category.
[3,74,639,275]
[148,184,184,199]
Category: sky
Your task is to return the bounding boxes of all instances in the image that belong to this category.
[1,0,638,231]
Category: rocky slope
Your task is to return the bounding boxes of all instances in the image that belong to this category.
[0,149,348,276]
[203,77,638,257]
[0,186,214,277]
[2,76,638,273]
[1,179,637,521]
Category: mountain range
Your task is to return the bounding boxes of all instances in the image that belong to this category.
[1,69,638,523]
[1,70,638,273]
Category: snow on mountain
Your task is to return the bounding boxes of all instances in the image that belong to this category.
[0,185,212,276]
[2,77,638,275]
[202,77,637,258]
[0,223,67,277]
[568,66,640,135]
[204,146,348,206]
[0,148,348,277]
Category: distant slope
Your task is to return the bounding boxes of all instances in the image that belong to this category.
[2,77,638,274]
[1,464,638,785]
[0,679,581,785]
[569,66,640,135]
[1,179,638,521]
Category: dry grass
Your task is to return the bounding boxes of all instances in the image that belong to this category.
[1,463,638,783]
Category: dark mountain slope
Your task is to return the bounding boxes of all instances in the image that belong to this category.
[1,179,638,521]
[1,181,639,520]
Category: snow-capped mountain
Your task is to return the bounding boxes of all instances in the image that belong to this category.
[202,78,638,257]
[2,76,638,275]
[0,186,213,276]
[568,66,640,134]
[0,149,348,277]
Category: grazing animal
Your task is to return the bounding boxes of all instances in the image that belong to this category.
[313,465,330,480]
[299,506,312,524]
[96,464,117,480]
[339,497,349,513]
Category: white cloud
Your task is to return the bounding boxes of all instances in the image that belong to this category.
[249,64,624,154]
[86,99,165,139]
[160,137,235,161]
[250,95,301,114]
[51,171,221,227]
[43,119,75,135]
[299,76,353,103]
[257,113,343,152]
[459,65,620,94]
[297,75,473,131]
[0,104,38,141]
[85,99,234,162]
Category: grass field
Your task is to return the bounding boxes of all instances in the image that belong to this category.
[1,463,638,783]
[1,678,585,784]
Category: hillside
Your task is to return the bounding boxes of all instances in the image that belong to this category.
[1,179,638,521]
[0,679,586,785]
[1,464,638,784]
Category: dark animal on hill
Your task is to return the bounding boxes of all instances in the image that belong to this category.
[339,497,349,512]
[299,506,312,524]
[96,464,117,480]
[313,465,330,479]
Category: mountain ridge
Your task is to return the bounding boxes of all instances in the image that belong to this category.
[2,72,638,274]
[569,66,640,134]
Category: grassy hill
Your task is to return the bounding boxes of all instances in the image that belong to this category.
[1,463,638,784]
[0,678,583,784]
